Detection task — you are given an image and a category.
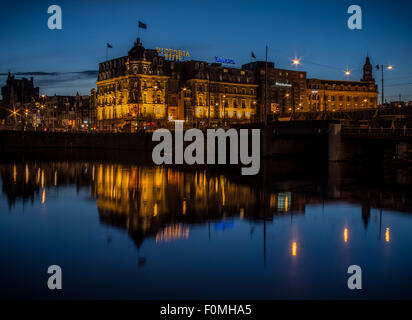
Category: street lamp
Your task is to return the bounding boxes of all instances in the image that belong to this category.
[376,64,393,106]
[292,58,301,68]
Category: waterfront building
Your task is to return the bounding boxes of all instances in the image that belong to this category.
[35,94,93,131]
[95,38,379,128]
[96,38,258,130]
[306,57,378,112]
[1,72,39,120]
[242,62,307,120]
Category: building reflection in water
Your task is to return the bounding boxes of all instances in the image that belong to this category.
[1,161,410,251]
[385,228,390,243]
[155,224,190,243]
[91,164,260,248]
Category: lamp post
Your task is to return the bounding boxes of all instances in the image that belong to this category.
[376,64,393,106]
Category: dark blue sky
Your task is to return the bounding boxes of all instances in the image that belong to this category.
[1,0,411,101]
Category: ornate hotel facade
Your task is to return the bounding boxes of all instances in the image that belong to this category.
[95,38,378,130]
[306,57,378,112]
[96,38,258,130]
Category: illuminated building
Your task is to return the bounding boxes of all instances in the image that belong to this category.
[1,72,39,120]
[96,38,258,130]
[306,57,378,112]
[96,35,378,128]
[242,62,307,119]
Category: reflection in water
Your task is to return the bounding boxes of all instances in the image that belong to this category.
[386,228,390,243]
[1,161,412,249]
[91,164,259,248]
[344,228,349,243]
[155,224,190,243]
[1,159,412,299]
[291,242,298,257]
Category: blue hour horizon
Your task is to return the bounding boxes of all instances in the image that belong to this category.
[1,0,412,101]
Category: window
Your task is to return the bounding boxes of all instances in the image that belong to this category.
[242,100,246,108]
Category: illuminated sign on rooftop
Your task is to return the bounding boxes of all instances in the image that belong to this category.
[156,47,190,61]
[215,56,235,65]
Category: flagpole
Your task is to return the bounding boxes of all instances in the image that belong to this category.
[264,45,268,126]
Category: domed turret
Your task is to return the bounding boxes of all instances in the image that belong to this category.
[128,38,146,60]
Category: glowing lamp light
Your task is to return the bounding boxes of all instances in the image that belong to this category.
[345,70,351,76]
[292,58,301,66]
[385,228,390,242]
[344,228,349,243]
[237,112,241,118]
[291,242,297,256]
[387,65,393,70]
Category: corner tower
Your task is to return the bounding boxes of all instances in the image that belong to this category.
[361,56,375,82]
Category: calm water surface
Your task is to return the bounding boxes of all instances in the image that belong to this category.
[0,159,412,299]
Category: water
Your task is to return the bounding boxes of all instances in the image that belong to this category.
[0,158,412,299]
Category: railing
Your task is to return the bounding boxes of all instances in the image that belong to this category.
[342,127,412,138]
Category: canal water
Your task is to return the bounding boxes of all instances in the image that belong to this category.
[0,157,411,299]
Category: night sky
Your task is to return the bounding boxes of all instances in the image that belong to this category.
[1,0,411,101]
